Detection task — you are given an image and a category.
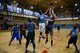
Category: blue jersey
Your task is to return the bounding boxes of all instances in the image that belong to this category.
[27,22,34,32]
[12,26,19,34]
[38,14,46,23]
[71,29,78,36]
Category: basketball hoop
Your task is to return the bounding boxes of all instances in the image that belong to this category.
[11,1,18,11]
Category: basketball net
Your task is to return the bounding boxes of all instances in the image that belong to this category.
[11,1,18,11]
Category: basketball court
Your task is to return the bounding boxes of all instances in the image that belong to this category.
[0,29,80,53]
[0,0,80,53]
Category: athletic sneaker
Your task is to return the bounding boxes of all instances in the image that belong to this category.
[66,46,69,48]
[38,36,41,43]
[33,49,36,53]
[25,50,29,53]
[76,49,79,53]
[42,35,45,39]
[8,43,11,46]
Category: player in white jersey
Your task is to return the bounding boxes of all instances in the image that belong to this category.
[38,10,48,43]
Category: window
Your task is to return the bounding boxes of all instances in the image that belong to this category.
[35,12,39,16]
[24,9,34,15]
[24,9,28,14]
[28,10,33,15]
[7,5,22,13]
[16,7,22,13]
[19,8,22,13]
[7,5,13,12]
[0,3,4,10]
[0,3,1,6]
[16,7,19,13]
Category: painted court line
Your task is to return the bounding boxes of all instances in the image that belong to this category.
[41,36,65,53]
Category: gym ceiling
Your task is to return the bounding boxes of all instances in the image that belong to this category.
[0,0,80,14]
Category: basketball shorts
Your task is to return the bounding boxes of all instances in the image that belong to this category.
[45,25,53,34]
[20,31,26,38]
[68,36,77,44]
[26,32,35,43]
[39,23,45,32]
[11,33,20,40]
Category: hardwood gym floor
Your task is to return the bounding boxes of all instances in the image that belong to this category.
[0,29,80,53]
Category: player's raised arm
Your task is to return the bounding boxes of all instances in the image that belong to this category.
[53,13,57,21]
[44,8,49,15]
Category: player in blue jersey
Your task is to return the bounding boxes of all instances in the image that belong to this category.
[45,3,57,46]
[25,18,38,53]
[38,10,48,43]
[9,24,21,45]
[66,26,79,53]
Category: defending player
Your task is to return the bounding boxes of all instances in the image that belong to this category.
[25,18,38,53]
[9,24,21,45]
[20,23,26,45]
[66,26,79,53]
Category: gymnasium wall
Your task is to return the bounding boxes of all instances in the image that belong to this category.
[54,20,80,24]
[0,17,27,25]
[54,20,80,29]
[0,16,38,25]
[0,17,80,25]
[0,20,3,24]
[9,17,27,25]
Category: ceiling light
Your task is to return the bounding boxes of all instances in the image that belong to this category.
[55,1,57,3]
[61,6,63,8]
[31,6,33,9]
[77,9,79,11]
[66,10,68,12]
[75,3,78,6]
